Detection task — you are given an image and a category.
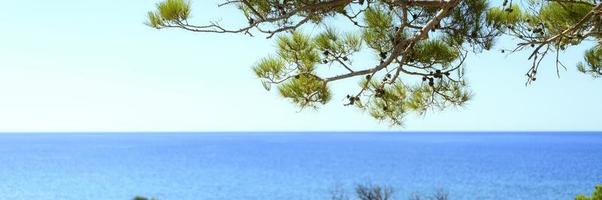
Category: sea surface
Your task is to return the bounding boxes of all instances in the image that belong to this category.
[0,132,601,200]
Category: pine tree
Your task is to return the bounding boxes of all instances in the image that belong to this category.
[146,0,601,126]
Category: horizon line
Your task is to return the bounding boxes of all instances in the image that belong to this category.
[0,131,601,134]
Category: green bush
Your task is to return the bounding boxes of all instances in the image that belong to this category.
[575,185,602,200]
[132,196,158,200]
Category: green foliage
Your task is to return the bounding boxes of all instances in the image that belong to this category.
[365,82,409,126]
[406,80,471,113]
[491,1,596,49]
[253,56,287,90]
[447,0,493,49]
[133,196,158,200]
[538,2,592,35]
[486,4,523,27]
[364,7,393,29]
[256,29,361,107]
[413,40,460,66]
[243,0,271,16]
[315,28,362,57]
[363,6,395,53]
[254,57,286,80]
[578,45,602,77]
[277,32,320,72]
[575,184,602,200]
[269,31,327,107]
[147,0,190,28]
[147,0,601,126]
[484,0,602,83]
[360,78,471,126]
[278,74,331,108]
[525,1,601,76]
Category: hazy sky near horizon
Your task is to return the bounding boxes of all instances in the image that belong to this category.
[0,0,600,132]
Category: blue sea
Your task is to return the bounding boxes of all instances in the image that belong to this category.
[0,132,601,200]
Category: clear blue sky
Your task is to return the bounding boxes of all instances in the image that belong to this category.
[0,0,600,132]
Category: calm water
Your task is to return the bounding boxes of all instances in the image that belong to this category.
[0,132,601,200]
